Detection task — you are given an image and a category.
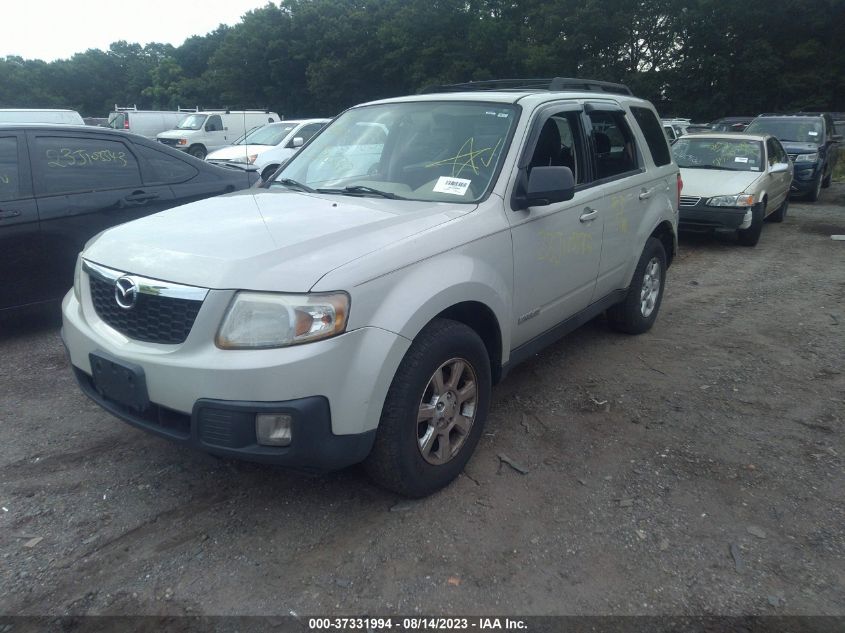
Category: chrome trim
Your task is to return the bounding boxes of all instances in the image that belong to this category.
[679,195,701,207]
[82,260,209,302]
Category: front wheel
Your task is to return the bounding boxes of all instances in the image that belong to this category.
[261,165,280,182]
[737,203,764,246]
[807,175,822,202]
[188,145,207,160]
[767,197,788,223]
[607,237,667,335]
[364,319,491,497]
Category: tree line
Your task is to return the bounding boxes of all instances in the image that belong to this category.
[1,0,843,122]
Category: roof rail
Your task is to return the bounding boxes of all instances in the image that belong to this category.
[421,77,632,96]
[177,106,200,113]
[114,104,138,111]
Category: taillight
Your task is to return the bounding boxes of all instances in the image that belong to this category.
[123,115,129,130]
[676,172,683,209]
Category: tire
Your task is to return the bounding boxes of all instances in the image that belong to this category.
[188,145,207,160]
[737,202,764,246]
[822,171,831,188]
[364,318,491,497]
[807,174,822,202]
[768,196,788,223]
[261,165,279,182]
[607,237,667,335]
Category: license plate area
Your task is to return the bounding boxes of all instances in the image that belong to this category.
[89,352,150,412]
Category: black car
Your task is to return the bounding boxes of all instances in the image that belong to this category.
[709,117,754,132]
[744,113,841,201]
[0,125,259,312]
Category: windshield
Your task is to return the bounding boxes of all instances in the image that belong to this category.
[239,123,296,146]
[672,138,763,172]
[176,114,208,130]
[107,112,125,129]
[274,101,517,203]
[745,118,823,144]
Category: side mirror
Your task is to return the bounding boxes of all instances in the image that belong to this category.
[291,137,304,148]
[512,166,575,210]
[770,162,790,173]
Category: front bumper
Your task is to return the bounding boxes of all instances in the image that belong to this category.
[70,361,375,471]
[62,279,411,469]
[679,201,760,232]
[790,165,821,193]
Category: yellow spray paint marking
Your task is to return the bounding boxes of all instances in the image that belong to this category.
[46,148,128,168]
[611,194,629,234]
[538,230,593,264]
[426,137,503,178]
[0,175,9,184]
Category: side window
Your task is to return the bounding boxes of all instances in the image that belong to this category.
[774,139,788,164]
[33,136,142,195]
[134,144,199,184]
[766,138,777,167]
[527,111,586,184]
[631,106,672,167]
[0,137,20,202]
[206,115,223,132]
[587,110,639,179]
[299,123,325,143]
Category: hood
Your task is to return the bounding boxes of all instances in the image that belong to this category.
[157,129,195,139]
[679,168,763,197]
[83,190,475,292]
[780,142,821,155]
[206,144,275,161]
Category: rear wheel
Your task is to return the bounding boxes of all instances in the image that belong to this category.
[364,319,491,497]
[607,237,667,334]
[188,145,207,160]
[738,202,764,246]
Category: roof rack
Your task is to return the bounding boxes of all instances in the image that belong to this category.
[421,77,632,96]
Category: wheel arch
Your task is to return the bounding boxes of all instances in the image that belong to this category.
[435,301,504,385]
[649,220,677,267]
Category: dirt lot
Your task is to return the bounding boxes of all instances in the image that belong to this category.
[1,185,843,618]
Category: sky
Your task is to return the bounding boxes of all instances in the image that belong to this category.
[0,0,273,62]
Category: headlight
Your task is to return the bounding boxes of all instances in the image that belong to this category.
[216,291,350,349]
[794,152,818,163]
[73,255,83,301]
[230,154,258,164]
[177,138,188,146]
[707,194,755,207]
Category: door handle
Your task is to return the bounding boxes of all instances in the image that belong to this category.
[123,192,160,203]
[638,187,654,200]
[0,209,21,220]
[579,207,599,223]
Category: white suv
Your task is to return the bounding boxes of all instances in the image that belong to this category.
[62,78,680,497]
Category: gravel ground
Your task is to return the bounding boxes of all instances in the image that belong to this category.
[1,185,843,617]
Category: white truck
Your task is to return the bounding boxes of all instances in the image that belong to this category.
[107,105,197,139]
[156,110,281,159]
[62,78,679,497]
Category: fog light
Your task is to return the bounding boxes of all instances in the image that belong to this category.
[256,413,292,446]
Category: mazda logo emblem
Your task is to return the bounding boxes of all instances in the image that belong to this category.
[114,276,139,310]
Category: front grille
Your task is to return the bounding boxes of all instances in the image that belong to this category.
[89,275,202,344]
[207,159,231,166]
[679,195,701,207]
[157,138,179,147]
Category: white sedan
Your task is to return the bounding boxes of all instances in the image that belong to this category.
[673,132,793,246]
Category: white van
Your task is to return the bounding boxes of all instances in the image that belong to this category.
[107,105,196,139]
[0,109,84,125]
[156,110,281,159]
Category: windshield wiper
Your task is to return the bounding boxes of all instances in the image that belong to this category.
[679,165,725,170]
[317,185,405,200]
[272,178,316,193]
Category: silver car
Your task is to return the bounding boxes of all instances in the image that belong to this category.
[673,132,793,246]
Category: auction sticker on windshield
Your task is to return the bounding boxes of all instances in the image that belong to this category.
[433,176,471,195]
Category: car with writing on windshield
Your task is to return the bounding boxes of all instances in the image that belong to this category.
[62,77,679,497]
[673,132,792,246]
[0,124,258,313]
[744,113,841,202]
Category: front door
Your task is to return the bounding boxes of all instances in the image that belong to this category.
[507,105,603,348]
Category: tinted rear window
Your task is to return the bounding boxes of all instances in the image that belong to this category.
[630,106,672,166]
[33,136,142,195]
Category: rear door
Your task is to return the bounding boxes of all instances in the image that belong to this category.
[0,131,42,310]
[591,104,675,299]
